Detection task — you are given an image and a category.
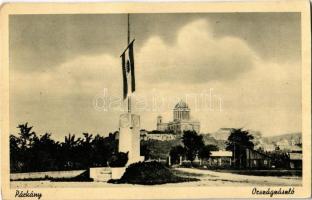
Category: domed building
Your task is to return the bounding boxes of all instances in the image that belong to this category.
[173,101,190,121]
[157,100,200,134]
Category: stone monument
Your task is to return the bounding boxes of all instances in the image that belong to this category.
[118,14,143,165]
[119,114,142,164]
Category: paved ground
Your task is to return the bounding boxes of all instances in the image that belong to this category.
[10,168,302,188]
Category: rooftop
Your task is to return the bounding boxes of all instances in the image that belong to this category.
[289,152,302,160]
[210,150,232,157]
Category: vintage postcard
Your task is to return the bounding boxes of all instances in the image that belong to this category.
[1,1,311,199]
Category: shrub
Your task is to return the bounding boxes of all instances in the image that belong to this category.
[192,161,200,168]
[109,161,198,185]
[109,152,128,167]
[170,145,185,164]
[179,160,201,168]
[180,160,192,168]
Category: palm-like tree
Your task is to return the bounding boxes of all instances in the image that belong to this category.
[82,133,93,144]
[63,133,81,148]
[198,144,219,160]
[80,133,94,167]
[17,122,35,149]
[10,122,121,171]
[182,130,205,162]
[61,133,82,169]
[10,135,22,172]
[226,128,254,168]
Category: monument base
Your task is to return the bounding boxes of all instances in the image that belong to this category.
[119,113,144,165]
[89,167,111,182]
[111,167,126,180]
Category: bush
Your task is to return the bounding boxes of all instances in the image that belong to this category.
[180,160,192,168]
[108,161,198,185]
[179,160,201,168]
[109,152,128,167]
[192,161,200,168]
[141,139,182,160]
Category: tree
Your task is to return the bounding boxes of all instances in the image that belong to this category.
[169,145,185,164]
[182,131,205,162]
[17,123,36,149]
[198,144,219,160]
[9,123,121,172]
[10,135,22,172]
[109,152,128,167]
[140,142,151,160]
[91,132,118,167]
[268,150,290,169]
[91,134,110,166]
[80,133,94,167]
[63,133,81,148]
[140,139,182,160]
[15,123,38,172]
[226,128,254,168]
[61,133,82,169]
[30,133,60,171]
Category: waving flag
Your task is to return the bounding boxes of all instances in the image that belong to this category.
[121,40,135,100]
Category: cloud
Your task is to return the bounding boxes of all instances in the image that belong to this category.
[9,18,301,138]
[9,14,131,73]
[11,54,121,97]
[198,60,302,135]
[136,20,257,84]
[10,54,123,140]
[10,13,301,74]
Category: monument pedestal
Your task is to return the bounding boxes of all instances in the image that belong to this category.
[119,113,144,165]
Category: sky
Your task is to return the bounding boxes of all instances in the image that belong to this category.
[9,13,302,141]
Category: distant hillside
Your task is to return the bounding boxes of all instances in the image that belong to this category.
[209,128,232,140]
[262,132,302,144]
[209,128,263,140]
[141,139,182,159]
[203,130,301,149]
[201,134,227,150]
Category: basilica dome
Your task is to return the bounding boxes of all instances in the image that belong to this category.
[156,100,200,133]
[174,100,189,109]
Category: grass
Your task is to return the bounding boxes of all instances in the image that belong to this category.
[108,161,199,185]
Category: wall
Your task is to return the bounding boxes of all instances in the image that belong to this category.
[10,170,85,181]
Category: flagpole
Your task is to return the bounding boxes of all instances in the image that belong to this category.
[128,13,130,45]
[127,13,131,114]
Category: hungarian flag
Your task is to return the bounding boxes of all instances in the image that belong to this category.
[121,40,135,100]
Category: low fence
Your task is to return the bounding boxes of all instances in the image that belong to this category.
[213,169,302,177]
[10,170,86,181]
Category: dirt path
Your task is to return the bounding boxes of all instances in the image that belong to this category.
[174,168,302,186]
[10,168,302,188]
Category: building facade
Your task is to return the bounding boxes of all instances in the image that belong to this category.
[157,101,200,134]
[245,148,272,169]
[140,130,177,141]
[208,150,232,167]
[289,152,302,169]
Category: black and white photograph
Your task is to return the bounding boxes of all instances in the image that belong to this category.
[1,1,311,199]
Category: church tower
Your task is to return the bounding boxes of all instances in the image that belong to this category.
[157,115,162,124]
[157,115,163,130]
